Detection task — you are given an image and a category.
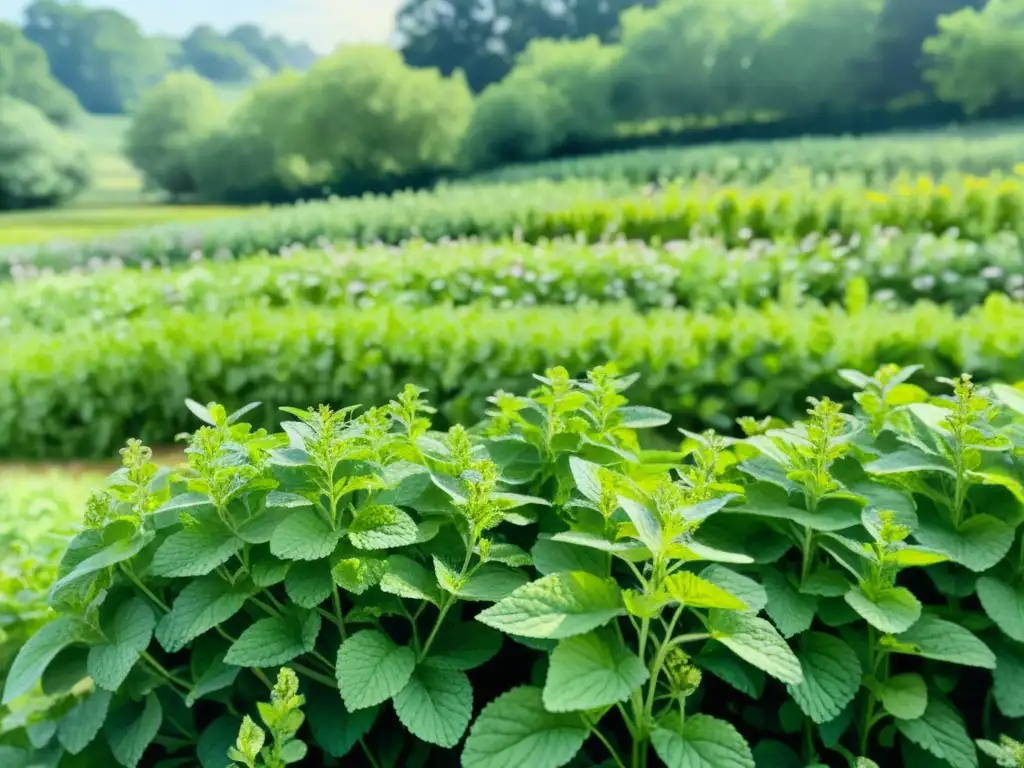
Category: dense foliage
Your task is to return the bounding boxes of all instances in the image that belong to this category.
[0,98,92,211]
[0,23,81,126]
[1,365,1023,768]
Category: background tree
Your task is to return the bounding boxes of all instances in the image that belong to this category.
[226,24,318,72]
[924,0,1024,114]
[0,22,80,125]
[461,77,567,168]
[22,0,169,113]
[123,72,225,197]
[177,25,257,83]
[396,0,656,92]
[0,97,92,210]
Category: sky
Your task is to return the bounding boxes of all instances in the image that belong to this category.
[0,0,402,52]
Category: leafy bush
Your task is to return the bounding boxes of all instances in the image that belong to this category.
[1,364,1023,767]
[2,232,1023,333]
[123,72,226,199]
[0,22,81,126]
[2,293,1024,459]
[0,98,92,211]
[462,78,567,169]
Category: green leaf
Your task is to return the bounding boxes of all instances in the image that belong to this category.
[994,383,1024,415]
[269,508,342,561]
[617,405,672,428]
[786,633,862,724]
[800,569,851,598]
[696,645,765,699]
[57,689,112,754]
[619,495,663,553]
[700,565,768,613]
[457,563,530,602]
[237,508,291,544]
[187,652,239,707]
[531,537,606,577]
[148,522,242,578]
[393,664,472,748]
[914,511,1015,573]
[284,559,333,608]
[994,639,1024,717]
[50,533,154,595]
[569,457,603,504]
[305,685,377,758]
[349,504,419,550]
[476,571,624,639]
[752,740,802,768]
[977,576,1024,643]
[224,610,320,667]
[543,628,648,712]
[895,698,977,768]
[864,447,954,476]
[3,616,83,705]
[88,598,155,691]
[336,629,416,711]
[892,614,995,668]
[251,554,290,587]
[427,623,503,671]
[762,571,817,638]
[332,555,387,595]
[156,574,252,652]
[734,484,860,532]
[665,572,747,611]
[651,712,755,768]
[844,586,921,634]
[197,715,239,768]
[380,555,441,605]
[710,611,803,685]
[482,437,543,485]
[105,692,162,768]
[879,674,927,720]
[461,686,587,768]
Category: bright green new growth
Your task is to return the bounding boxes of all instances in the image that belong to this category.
[228,668,307,767]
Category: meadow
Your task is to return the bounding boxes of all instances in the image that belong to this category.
[1,126,1024,768]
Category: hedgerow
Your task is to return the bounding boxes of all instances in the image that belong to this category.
[3,173,1024,276]
[2,295,1024,460]
[3,232,1022,333]
[1,364,1023,768]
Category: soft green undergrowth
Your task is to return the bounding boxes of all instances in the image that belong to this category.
[1,364,1023,768]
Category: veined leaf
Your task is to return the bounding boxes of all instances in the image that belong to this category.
[844,585,920,634]
[50,532,154,596]
[696,645,765,699]
[976,576,1024,643]
[710,610,803,685]
[993,639,1024,718]
[349,504,418,550]
[3,616,84,705]
[476,571,624,639]
[149,521,242,578]
[269,507,343,561]
[305,686,377,759]
[616,405,671,428]
[57,689,112,754]
[651,712,755,768]
[332,556,387,596]
[700,565,768,614]
[913,511,1014,573]
[531,537,607,577]
[335,630,416,711]
[380,555,441,605]
[224,610,320,667]
[569,457,604,504]
[428,623,503,672]
[665,572,747,611]
[88,599,155,692]
[732,484,860,532]
[892,614,995,669]
[879,674,927,720]
[461,687,587,768]
[457,563,530,602]
[543,629,648,712]
[762,570,817,638]
[155,574,252,653]
[786,633,862,724]
[105,693,162,768]
[284,559,333,608]
[895,698,977,768]
[618,495,662,553]
[393,664,472,748]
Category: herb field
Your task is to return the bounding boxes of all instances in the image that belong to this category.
[2,134,1024,768]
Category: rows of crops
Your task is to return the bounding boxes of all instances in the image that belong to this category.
[2,133,1024,768]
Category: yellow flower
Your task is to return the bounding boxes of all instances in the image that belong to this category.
[865,191,889,204]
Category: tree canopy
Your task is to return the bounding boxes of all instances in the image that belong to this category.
[0,22,81,125]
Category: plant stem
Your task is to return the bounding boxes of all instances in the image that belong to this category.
[251,667,274,690]
[859,626,878,757]
[291,661,337,689]
[332,585,347,641]
[359,738,382,768]
[121,564,170,612]
[588,723,628,768]
[800,527,816,585]
[420,542,476,660]
[142,652,190,691]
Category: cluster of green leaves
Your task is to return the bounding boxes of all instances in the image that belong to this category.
[4,231,1022,333]
[3,290,1024,460]
[469,128,1024,187]
[1,364,1023,768]
[5,170,1024,276]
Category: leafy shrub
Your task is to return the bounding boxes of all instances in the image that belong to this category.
[123,72,226,198]
[0,22,81,126]
[1,364,1023,767]
[461,78,567,169]
[0,98,92,210]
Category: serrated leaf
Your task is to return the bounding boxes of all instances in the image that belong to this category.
[332,556,387,595]
[380,555,441,605]
[569,457,603,504]
[696,645,765,699]
[50,533,154,596]
[349,504,419,550]
[476,571,624,639]
[710,611,803,685]
[57,689,112,754]
[265,491,311,509]
[304,685,377,758]
[892,614,995,668]
[3,616,83,705]
[482,437,543,485]
[700,565,768,613]
[651,712,755,768]
[531,537,607,577]
[864,447,954,476]
[393,664,472,748]
[786,633,862,724]
[914,511,1014,573]
[187,653,239,708]
[461,686,587,768]
[105,692,162,768]
[800,569,850,598]
[665,572,747,611]
[156,492,211,514]
[284,559,333,608]
[762,571,817,638]
[155,574,252,652]
[619,495,662,553]
[458,563,530,602]
[251,555,290,587]
[976,576,1024,643]
[224,610,320,667]
[734,484,860,532]
[269,508,342,561]
[149,522,242,578]
[844,585,920,634]
[879,674,927,720]
[993,639,1024,717]
[335,629,416,711]
[617,405,672,428]
[88,598,155,691]
[895,698,977,768]
[428,623,502,671]
[543,628,648,712]
[482,542,531,567]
